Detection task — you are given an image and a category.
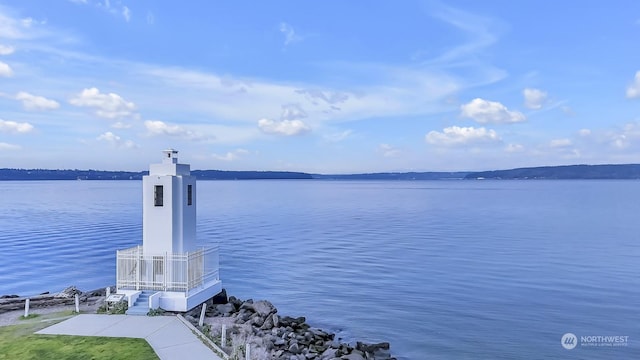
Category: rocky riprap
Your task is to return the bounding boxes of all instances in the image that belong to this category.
[0,286,108,314]
[183,290,395,360]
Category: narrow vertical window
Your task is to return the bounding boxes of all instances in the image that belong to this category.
[154,185,163,206]
[187,184,192,206]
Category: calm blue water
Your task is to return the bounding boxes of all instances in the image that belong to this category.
[1,180,639,359]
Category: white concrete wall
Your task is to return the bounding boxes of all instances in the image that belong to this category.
[143,175,174,254]
[142,155,197,255]
[182,176,197,252]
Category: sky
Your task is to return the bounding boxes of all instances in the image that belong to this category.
[0,1,640,173]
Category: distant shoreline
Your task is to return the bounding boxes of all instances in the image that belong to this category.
[2,163,640,180]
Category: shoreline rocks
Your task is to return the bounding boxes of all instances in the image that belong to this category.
[183,290,395,360]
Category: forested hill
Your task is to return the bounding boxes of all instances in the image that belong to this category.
[464,164,640,180]
[2,164,640,180]
[0,168,313,180]
[312,172,468,180]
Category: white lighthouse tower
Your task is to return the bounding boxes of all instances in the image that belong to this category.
[116,149,222,313]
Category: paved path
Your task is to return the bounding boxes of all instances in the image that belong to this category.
[36,314,223,360]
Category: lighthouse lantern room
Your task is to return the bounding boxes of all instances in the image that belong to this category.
[116,149,222,313]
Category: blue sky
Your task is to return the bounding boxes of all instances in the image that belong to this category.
[1,1,640,173]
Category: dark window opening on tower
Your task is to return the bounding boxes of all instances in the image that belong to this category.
[154,185,163,206]
[187,184,192,206]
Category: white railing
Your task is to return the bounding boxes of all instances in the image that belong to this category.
[116,245,219,295]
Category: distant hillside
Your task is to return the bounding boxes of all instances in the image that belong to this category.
[0,168,313,180]
[465,164,640,180]
[3,164,640,181]
[312,172,469,180]
[0,168,146,180]
[192,170,312,180]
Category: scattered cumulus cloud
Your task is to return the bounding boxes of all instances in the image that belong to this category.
[279,22,301,46]
[549,138,572,148]
[324,129,352,142]
[280,103,308,120]
[0,61,13,77]
[0,12,40,39]
[426,126,500,146]
[460,98,525,124]
[523,88,547,109]
[626,71,640,98]
[212,149,249,161]
[0,142,20,150]
[0,119,34,133]
[144,120,207,140]
[604,122,640,150]
[295,89,349,106]
[378,143,401,157]
[146,12,155,25]
[122,6,131,22]
[111,121,132,129]
[72,0,131,22]
[258,118,310,136]
[69,87,137,119]
[578,129,591,137]
[96,131,137,148]
[561,105,575,116]
[0,45,15,55]
[16,92,60,111]
[505,143,524,153]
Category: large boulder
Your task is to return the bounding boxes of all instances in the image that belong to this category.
[215,303,235,316]
[55,286,82,298]
[252,300,277,317]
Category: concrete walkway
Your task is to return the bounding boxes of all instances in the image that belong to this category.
[36,314,223,360]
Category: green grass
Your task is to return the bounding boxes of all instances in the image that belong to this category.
[0,312,159,360]
[19,314,40,320]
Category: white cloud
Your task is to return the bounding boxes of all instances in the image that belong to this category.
[0,119,34,133]
[0,11,36,39]
[378,143,401,157]
[279,22,301,46]
[578,129,591,136]
[281,103,307,120]
[426,126,500,146]
[144,120,207,140]
[0,142,20,150]
[96,131,119,142]
[0,61,13,77]
[549,138,572,148]
[96,131,137,148]
[0,45,15,55]
[111,121,132,129]
[626,71,640,99]
[16,92,60,111]
[140,63,462,127]
[561,105,575,116]
[523,88,547,109]
[146,12,155,25]
[122,6,131,22]
[505,143,524,152]
[69,87,137,119]
[258,118,310,136]
[212,149,249,161]
[604,122,640,150]
[324,129,352,142]
[460,98,525,124]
